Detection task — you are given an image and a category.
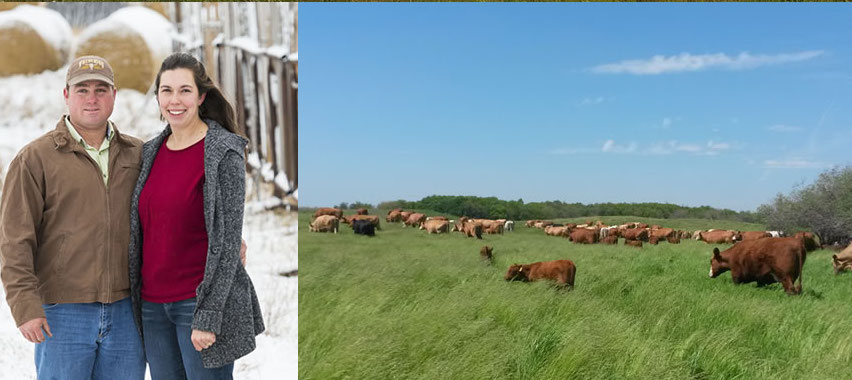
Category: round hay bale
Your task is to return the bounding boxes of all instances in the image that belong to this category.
[0,5,72,77]
[75,6,173,93]
[0,2,40,12]
[141,2,171,20]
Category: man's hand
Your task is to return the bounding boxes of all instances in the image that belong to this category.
[240,238,247,266]
[191,329,216,351]
[19,317,52,343]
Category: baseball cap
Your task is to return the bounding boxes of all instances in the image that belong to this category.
[67,55,115,87]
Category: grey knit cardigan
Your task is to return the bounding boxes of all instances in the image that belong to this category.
[128,120,265,368]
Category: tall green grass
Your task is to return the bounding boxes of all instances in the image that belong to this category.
[300,212,850,379]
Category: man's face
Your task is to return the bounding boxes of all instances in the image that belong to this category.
[64,80,116,131]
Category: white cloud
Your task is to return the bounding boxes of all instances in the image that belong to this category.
[591,50,824,75]
[601,139,637,154]
[662,117,672,128]
[764,158,828,169]
[579,96,606,106]
[766,124,803,132]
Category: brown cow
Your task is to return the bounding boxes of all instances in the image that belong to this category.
[625,239,643,248]
[666,236,681,244]
[309,215,339,233]
[525,220,539,228]
[648,236,660,245]
[483,222,504,235]
[699,230,738,244]
[622,228,649,242]
[400,211,413,222]
[740,231,770,241]
[505,260,576,288]
[387,210,403,222]
[710,237,806,295]
[832,243,852,274]
[343,214,381,230]
[569,228,598,244]
[636,223,649,229]
[461,221,483,239]
[480,245,493,262]
[601,235,618,245]
[420,219,449,234]
[794,232,819,252]
[649,228,675,240]
[313,207,342,219]
[545,225,567,237]
[403,213,426,228]
[355,208,368,215]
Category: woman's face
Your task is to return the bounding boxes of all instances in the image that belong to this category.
[157,68,206,129]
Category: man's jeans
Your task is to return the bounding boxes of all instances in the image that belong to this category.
[142,297,234,380]
[35,297,146,380]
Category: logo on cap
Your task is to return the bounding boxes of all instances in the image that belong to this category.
[78,58,105,71]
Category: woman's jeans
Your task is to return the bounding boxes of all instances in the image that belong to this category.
[142,297,234,380]
[35,297,146,380]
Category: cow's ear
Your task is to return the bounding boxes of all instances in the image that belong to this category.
[833,254,838,262]
[713,248,721,259]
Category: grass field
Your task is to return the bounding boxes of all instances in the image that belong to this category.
[299,211,851,379]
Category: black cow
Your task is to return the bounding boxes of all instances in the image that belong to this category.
[353,219,375,236]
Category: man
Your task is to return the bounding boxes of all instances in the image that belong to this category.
[0,55,148,378]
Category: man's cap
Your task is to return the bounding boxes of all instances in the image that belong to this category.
[66,55,115,87]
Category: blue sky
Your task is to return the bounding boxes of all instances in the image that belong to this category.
[300,4,852,212]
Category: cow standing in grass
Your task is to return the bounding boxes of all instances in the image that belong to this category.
[421,219,450,234]
[309,215,339,233]
[352,219,375,236]
[709,237,806,295]
[505,260,576,288]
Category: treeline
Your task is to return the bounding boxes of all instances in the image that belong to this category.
[757,165,852,246]
[374,196,759,223]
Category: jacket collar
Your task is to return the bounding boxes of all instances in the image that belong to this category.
[52,115,135,152]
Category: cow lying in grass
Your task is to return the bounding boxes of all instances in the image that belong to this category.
[832,244,852,274]
[480,246,493,262]
[710,237,806,295]
[505,259,576,288]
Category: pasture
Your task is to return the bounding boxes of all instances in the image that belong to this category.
[299,211,851,379]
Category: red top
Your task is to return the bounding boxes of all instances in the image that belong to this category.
[139,137,208,303]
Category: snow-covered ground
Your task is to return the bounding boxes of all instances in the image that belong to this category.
[0,66,297,379]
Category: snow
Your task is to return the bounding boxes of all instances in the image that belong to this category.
[0,5,72,61]
[0,65,297,379]
[76,6,173,61]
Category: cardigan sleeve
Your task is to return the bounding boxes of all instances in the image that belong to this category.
[191,149,246,334]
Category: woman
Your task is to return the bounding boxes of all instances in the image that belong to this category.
[128,52,264,379]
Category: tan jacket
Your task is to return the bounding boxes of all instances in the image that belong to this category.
[0,117,142,326]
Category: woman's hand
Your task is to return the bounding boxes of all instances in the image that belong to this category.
[191,329,216,351]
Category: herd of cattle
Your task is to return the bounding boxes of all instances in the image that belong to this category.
[308,207,852,295]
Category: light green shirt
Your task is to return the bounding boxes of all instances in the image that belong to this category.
[65,116,115,185]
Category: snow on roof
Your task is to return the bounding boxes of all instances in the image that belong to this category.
[76,5,173,59]
[0,5,72,59]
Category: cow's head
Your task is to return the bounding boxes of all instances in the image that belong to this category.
[505,264,529,282]
[710,248,730,278]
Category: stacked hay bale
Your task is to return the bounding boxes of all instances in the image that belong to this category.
[0,5,72,77]
[75,6,173,93]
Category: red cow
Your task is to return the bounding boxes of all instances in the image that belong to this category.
[699,230,738,244]
[710,237,806,295]
[505,260,576,288]
[622,228,649,242]
[313,207,342,219]
[569,228,599,244]
[601,235,618,245]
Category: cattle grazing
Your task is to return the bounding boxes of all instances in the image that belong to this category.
[313,207,343,219]
[309,215,339,233]
[355,208,368,215]
[569,228,598,244]
[421,219,450,234]
[699,230,738,244]
[832,243,852,274]
[648,236,660,245]
[387,210,403,222]
[794,232,820,252]
[352,219,375,236]
[403,213,426,228]
[649,228,675,240]
[343,214,381,230]
[504,220,515,232]
[505,259,576,288]
[709,237,806,295]
[480,245,493,262]
[740,231,770,241]
[601,235,618,245]
[400,211,413,222]
[625,239,643,248]
[666,236,681,244]
[622,228,649,242]
[460,221,483,239]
